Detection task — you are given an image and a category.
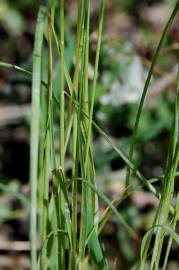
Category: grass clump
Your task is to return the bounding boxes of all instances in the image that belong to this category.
[1,0,179,269]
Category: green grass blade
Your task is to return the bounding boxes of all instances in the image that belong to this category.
[80,179,137,240]
[0,61,32,76]
[125,1,179,188]
[30,7,47,270]
[162,193,179,270]
[0,183,29,207]
[71,0,84,267]
[59,0,65,171]
[55,90,160,197]
[141,224,179,262]
[81,1,107,269]
[149,66,179,269]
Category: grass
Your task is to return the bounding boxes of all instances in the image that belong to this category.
[30,7,47,269]
[0,0,179,269]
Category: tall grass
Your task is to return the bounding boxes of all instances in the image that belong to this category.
[30,7,47,269]
[1,0,179,269]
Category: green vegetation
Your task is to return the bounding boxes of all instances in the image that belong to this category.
[0,0,179,269]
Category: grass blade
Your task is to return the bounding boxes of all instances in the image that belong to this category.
[30,7,47,270]
[125,1,179,188]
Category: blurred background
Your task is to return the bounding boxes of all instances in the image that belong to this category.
[0,0,179,269]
